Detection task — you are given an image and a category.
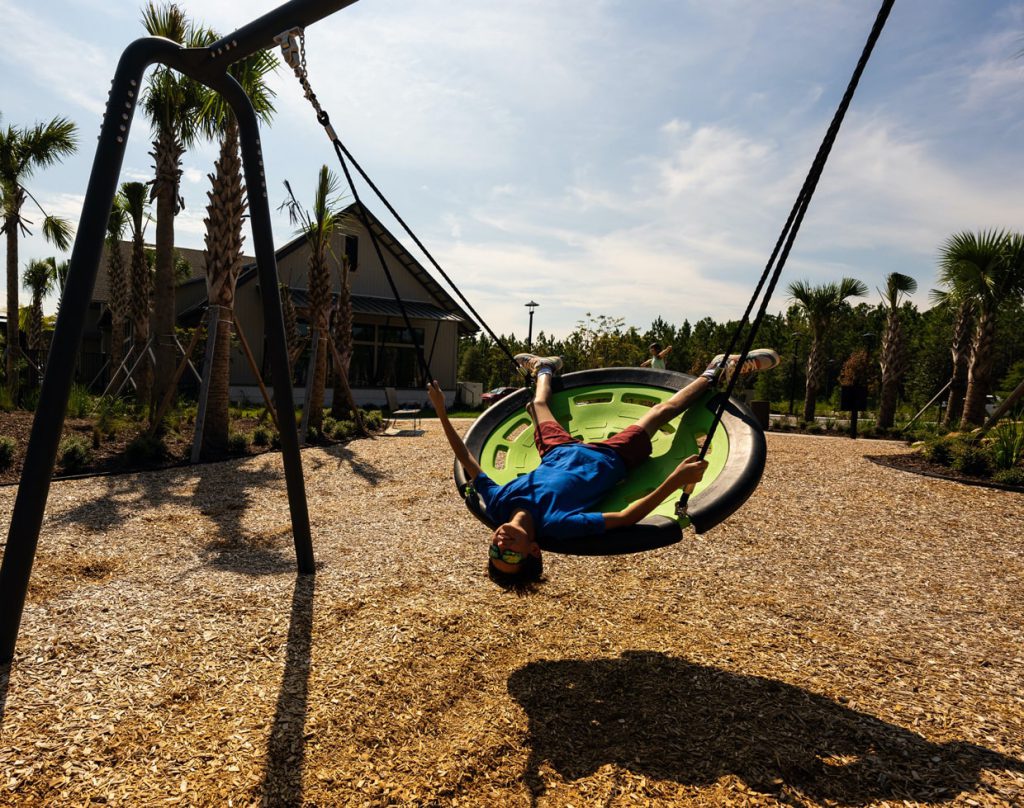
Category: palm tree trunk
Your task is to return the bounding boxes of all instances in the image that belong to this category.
[802,338,824,422]
[943,302,972,427]
[151,130,184,417]
[877,312,902,429]
[131,233,152,407]
[202,308,232,454]
[308,331,328,433]
[960,309,996,428]
[5,211,21,398]
[108,244,128,393]
[201,120,246,457]
[329,267,354,420]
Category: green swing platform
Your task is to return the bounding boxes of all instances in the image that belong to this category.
[454,368,766,556]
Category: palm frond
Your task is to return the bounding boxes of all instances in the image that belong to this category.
[42,215,73,251]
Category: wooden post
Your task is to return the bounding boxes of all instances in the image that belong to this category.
[298,329,319,444]
[191,306,222,463]
[232,313,279,429]
[326,338,366,433]
[148,317,206,438]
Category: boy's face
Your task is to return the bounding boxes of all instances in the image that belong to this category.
[490,520,541,573]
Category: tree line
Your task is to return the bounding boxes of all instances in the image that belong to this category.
[460,232,1024,430]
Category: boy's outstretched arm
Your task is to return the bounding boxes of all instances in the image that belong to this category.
[428,381,483,481]
[602,454,707,530]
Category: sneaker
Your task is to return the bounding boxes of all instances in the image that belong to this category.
[514,353,564,377]
[706,348,781,377]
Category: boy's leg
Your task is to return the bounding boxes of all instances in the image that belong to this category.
[634,375,712,436]
[634,348,781,437]
[530,371,558,426]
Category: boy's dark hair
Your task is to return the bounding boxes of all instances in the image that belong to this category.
[650,342,662,352]
[487,555,544,590]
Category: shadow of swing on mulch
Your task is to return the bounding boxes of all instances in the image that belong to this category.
[508,651,1023,804]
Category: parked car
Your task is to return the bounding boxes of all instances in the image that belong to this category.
[481,386,521,407]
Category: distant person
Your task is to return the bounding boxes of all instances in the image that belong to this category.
[641,342,672,370]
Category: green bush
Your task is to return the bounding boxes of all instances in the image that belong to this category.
[0,436,15,470]
[361,409,385,430]
[252,426,272,447]
[988,417,1024,470]
[992,467,1024,488]
[321,416,338,437]
[306,426,320,443]
[270,431,282,450]
[124,433,168,466]
[922,436,956,466]
[20,388,39,412]
[805,422,824,434]
[333,420,357,441]
[0,386,13,412]
[67,384,93,418]
[59,435,93,474]
[951,444,992,477]
[228,432,250,453]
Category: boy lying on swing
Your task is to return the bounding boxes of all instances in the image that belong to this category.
[428,349,779,586]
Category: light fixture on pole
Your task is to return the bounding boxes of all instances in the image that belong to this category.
[525,301,539,350]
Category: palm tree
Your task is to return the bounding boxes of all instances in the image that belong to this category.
[197,47,277,455]
[281,167,348,434]
[21,258,54,366]
[122,181,152,405]
[787,277,869,421]
[928,286,974,428]
[876,272,918,429]
[329,253,354,419]
[141,1,208,413]
[105,195,131,389]
[0,114,77,398]
[938,230,1024,427]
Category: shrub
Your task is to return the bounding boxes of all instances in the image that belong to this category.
[951,444,992,477]
[361,409,385,431]
[67,384,93,419]
[270,431,282,450]
[333,420,357,441]
[252,426,272,447]
[0,436,15,470]
[59,435,92,474]
[306,426,320,443]
[805,422,824,434]
[987,417,1024,470]
[228,432,250,454]
[992,467,1024,488]
[321,416,338,437]
[0,387,13,412]
[20,388,39,412]
[922,437,955,466]
[124,433,168,466]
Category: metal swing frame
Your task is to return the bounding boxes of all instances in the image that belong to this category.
[0,0,363,664]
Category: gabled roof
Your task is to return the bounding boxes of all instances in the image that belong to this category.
[238,202,479,334]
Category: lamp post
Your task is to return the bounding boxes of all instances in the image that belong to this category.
[525,301,539,350]
[788,334,803,417]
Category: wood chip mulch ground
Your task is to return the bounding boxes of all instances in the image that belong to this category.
[1,428,1021,806]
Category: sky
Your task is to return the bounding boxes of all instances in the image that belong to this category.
[2,0,1023,340]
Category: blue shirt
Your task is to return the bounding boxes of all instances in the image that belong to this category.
[474,443,626,540]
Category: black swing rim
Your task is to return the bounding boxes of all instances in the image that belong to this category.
[454,368,767,556]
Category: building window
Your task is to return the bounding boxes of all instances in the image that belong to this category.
[377,326,425,387]
[344,235,358,273]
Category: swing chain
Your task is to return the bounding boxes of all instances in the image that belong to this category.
[274,26,337,139]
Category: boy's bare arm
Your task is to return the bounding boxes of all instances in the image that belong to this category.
[602,455,707,530]
[428,381,483,480]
